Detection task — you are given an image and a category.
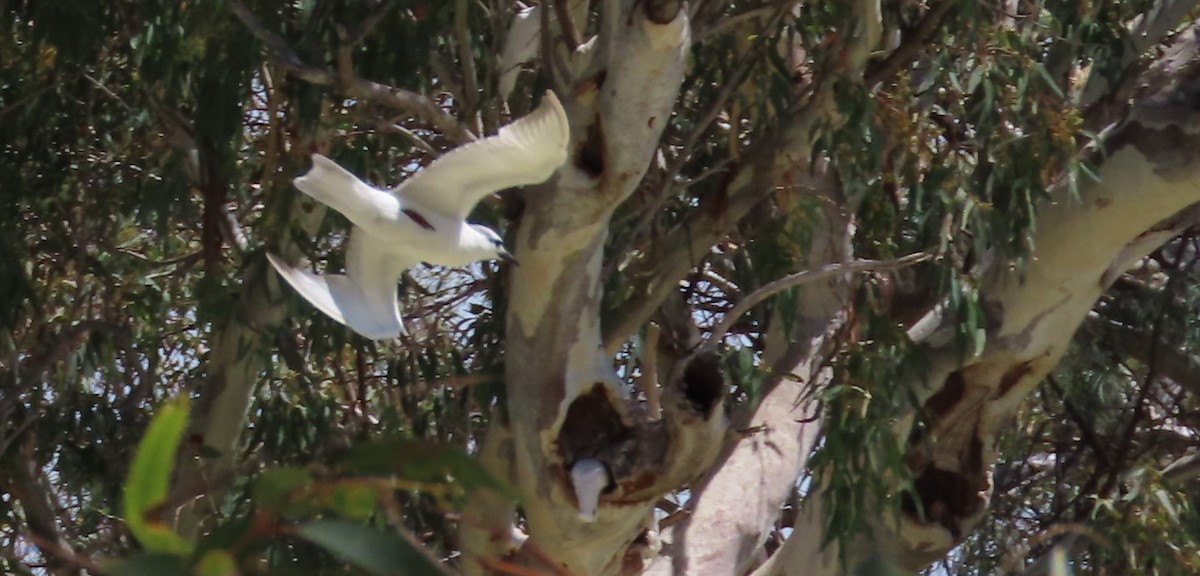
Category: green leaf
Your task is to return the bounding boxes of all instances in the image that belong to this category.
[295,519,449,576]
[340,439,517,503]
[1154,488,1181,524]
[330,484,380,521]
[1033,62,1065,98]
[253,466,315,513]
[195,550,237,576]
[966,66,984,94]
[101,553,187,576]
[123,397,192,555]
[195,515,255,558]
[972,328,987,359]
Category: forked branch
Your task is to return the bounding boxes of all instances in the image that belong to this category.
[704,251,934,347]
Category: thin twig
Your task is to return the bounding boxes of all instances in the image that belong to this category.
[83,73,133,112]
[373,120,442,157]
[228,0,475,142]
[554,0,584,51]
[692,5,779,44]
[704,252,935,347]
[454,0,481,120]
[344,2,393,47]
[605,6,789,279]
[864,0,957,86]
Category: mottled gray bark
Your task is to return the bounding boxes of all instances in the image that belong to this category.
[764,17,1200,574]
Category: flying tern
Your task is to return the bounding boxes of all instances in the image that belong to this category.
[268,91,569,340]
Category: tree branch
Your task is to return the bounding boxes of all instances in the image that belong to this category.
[834,18,1200,570]
[602,0,883,354]
[553,0,584,51]
[1077,0,1200,108]
[1,436,83,576]
[703,252,934,348]
[603,5,792,282]
[864,0,957,87]
[601,125,835,356]
[454,0,480,121]
[228,0,475,143]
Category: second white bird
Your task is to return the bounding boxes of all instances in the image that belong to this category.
[268,91,570,340]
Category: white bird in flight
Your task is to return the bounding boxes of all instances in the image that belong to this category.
[268,91,569,340]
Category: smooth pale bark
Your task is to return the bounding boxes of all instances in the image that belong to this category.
[602,0,882,354]
[479,3,701,575]
[765,18,1200,573]
[652,385,822,575]
[170,181,326,538]
[169,272,277,537]
[640,4,880,574]
[649,220,849,575]
[489,3,889,571]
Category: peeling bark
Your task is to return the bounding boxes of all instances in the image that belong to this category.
[486,3,703,574]
[787,18,1200,571]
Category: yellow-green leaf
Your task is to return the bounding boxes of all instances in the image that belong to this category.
[195,550,238,576]
[122,397,193,555]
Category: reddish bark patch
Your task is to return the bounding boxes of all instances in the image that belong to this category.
[613,471,658,499]
[924,370,966,419]
[995,361,1033,398]
[903,367,996,540]
[979,298,1004,332]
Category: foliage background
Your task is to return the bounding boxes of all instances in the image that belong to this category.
[3,1,1200,575]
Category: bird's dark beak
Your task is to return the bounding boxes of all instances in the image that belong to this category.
[500,248,520,267]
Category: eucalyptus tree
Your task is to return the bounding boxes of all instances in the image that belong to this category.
[4,1,1200,575]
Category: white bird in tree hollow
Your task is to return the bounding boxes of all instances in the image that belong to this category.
[268,90,569,340]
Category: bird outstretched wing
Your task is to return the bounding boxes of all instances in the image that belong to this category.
[267,230,416,340]
[397,90,570,219]
[292,154,400,229]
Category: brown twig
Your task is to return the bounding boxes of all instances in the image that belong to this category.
[2,437,88,576]
[21,532,95,575]
[704,252,935,348]
[228,0,475,143]
[864,0,958,86]
[454,0,481,120]
[554,0,584,51]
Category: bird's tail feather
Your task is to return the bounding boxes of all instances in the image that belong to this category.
[266,252,403,340]
[292,154,396,226]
